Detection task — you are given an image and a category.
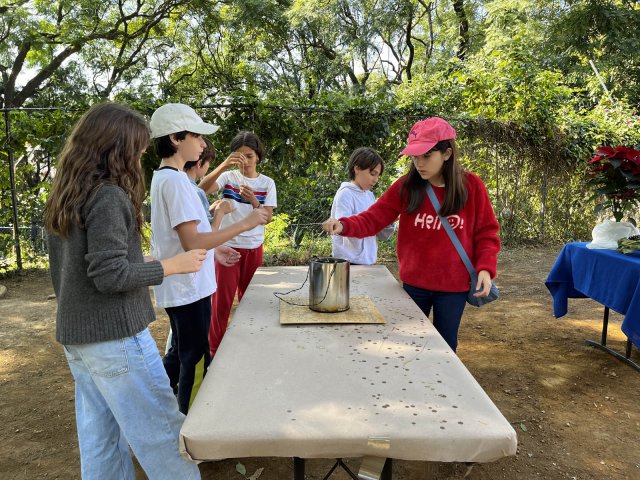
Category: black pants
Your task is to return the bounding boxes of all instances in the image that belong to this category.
[163,295,211,414]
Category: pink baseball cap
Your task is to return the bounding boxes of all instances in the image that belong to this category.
[399,117,456,156]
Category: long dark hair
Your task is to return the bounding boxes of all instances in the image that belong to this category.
[400,140,467,217]
[229,131,265,162]
[44,102,149,237]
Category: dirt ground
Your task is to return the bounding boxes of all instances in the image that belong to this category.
[1,245,639,480]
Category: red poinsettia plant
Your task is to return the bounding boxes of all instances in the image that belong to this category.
[586,145,640,222]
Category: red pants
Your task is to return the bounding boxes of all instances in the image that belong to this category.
[209,245,263,358]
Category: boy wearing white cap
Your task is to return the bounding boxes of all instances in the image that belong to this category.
[149,103,269,414]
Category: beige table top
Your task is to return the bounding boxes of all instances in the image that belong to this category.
[180,265,517,463]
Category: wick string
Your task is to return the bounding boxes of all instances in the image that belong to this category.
[274,262,337,307]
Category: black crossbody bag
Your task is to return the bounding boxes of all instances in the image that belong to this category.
[425,183,499,307]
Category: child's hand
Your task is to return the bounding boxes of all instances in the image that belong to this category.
[239,185,258,207]
[322,218,343,235]
[472,270,493,297]
[223,152,246,170]
[161,249,207,276]
[210,199,234,215]
[215,245,241,267]
[244,208,270,229]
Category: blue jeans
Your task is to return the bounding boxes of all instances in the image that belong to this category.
[403,283,468,352]
[63,328,200,480]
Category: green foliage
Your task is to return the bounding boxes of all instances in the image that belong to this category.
[263,213,294,252]
[546,0,640,106]
[3,0,640,272]
[263,214,333,266]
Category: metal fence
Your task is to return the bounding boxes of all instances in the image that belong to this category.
[0,225,47,270]
[1,104,596,273]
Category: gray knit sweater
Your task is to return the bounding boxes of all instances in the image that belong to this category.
[48,184,165,344]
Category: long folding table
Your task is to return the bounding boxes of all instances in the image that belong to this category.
[180,265,517,478]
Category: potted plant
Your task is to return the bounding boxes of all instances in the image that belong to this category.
[586,145,640,222]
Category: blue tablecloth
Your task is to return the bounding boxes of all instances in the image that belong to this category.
[545,242,640,348]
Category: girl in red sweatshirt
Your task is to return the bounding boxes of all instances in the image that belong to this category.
[323,117,500,351]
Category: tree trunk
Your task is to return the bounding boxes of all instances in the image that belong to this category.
[453,0,469,61]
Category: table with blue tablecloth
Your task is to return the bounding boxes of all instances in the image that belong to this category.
[545,242,640,369]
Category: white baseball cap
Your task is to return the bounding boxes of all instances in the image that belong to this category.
[150,103,219,138]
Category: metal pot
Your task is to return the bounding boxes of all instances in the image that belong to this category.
[308,257,350,312]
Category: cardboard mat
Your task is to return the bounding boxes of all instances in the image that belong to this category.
[279,295,385,325]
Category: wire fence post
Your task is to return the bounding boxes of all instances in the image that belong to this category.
[4,109,23,270]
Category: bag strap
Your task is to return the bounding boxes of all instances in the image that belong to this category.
[425,183,477,278]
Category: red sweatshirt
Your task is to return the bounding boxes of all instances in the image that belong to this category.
[339,172,500,292]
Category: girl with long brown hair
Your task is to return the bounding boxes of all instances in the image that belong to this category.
[323,117,500,352]
[45,102,205,479]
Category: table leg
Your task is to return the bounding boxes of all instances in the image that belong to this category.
[290,457,394,480]
[381,458,392,480]
[584,307,640,372]
[294,457,305,480]
[321,460,343,480]
[356,457,390,480]
[336,459,358,479]
[601,306,609,346]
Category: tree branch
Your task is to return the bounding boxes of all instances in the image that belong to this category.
[4,41,32,105]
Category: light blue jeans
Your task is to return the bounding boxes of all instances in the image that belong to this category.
[63,328,201,480]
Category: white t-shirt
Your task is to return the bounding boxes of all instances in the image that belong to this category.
[216,170,277,249]
[330,182,395,265]
[150,168,216,308]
